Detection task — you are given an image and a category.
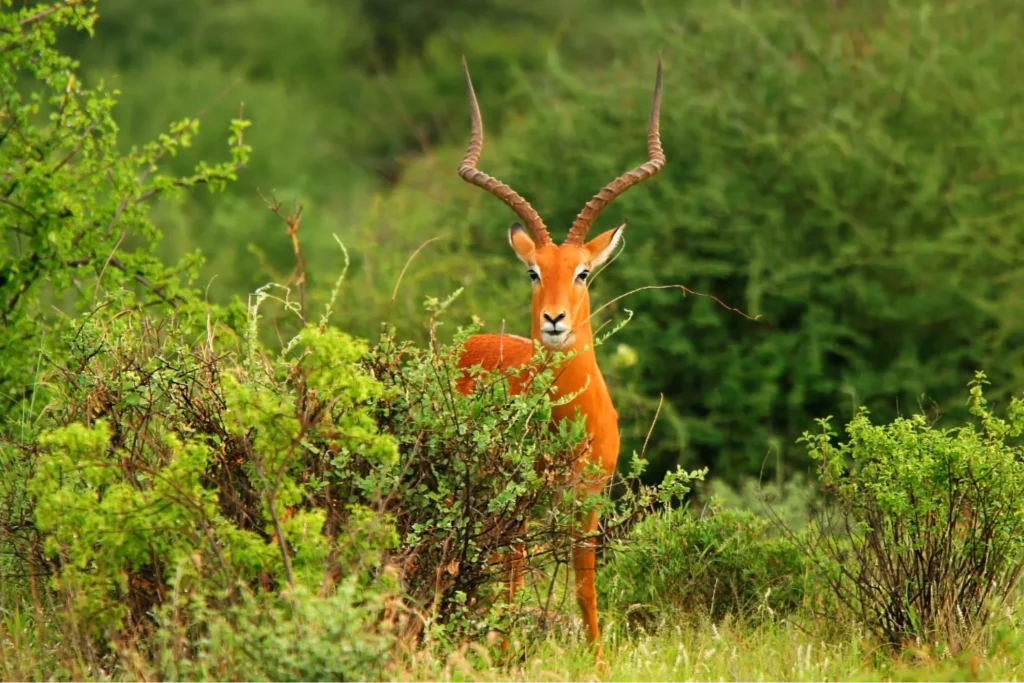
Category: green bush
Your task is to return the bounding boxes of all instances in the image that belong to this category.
[3,273,701,668]
[154,580,394,682]
[802,372,1024,648]
[598,504,809,627]
[367,300,705,648]
[367,310,587,643]
[20,292,398,635]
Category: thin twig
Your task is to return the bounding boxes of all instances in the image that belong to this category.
[589,283,762,328]
[93,230,127,302]
[386,235,445,326]
[641,393,664,458]
[133,163,246,204]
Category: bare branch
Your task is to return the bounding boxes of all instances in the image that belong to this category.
[260,190,307,318]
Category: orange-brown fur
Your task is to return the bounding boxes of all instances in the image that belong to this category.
[455,229,622,658]
[454,54,663,663]
[454,333,534,395]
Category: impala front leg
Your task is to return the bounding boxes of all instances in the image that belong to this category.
[572,487,604,659]
[492,519,527,654]
[505,521,526,604]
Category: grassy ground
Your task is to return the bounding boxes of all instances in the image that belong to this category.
[395,616,1024,682]
[5,545,1024,681]
[4,553,1023,681]
[4,592,1024,681]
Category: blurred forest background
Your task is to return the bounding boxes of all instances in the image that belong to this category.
[50,0,1024,486]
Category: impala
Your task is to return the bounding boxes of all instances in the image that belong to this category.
[454,56,666,658]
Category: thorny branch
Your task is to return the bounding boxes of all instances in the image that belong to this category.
[260,190,307,317]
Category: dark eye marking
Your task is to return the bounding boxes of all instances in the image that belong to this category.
[577,269,590,282]
[528,269,540,283]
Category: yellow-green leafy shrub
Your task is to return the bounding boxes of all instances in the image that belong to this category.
[803,372,1024,647]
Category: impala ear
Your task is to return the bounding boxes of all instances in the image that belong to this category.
[585,221,626,269]
[508,222,536,264]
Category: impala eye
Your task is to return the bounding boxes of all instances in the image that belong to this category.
[577,269,590,283]
[528,269,540,283]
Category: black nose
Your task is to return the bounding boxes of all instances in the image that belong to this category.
[543,312,566,324]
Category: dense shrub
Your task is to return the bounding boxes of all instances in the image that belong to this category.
[801,372,1024,648]
[598,504,809,627]
[153,581,394,681]
[1,276,702,667]
[367,315,587,644]
[18,292,399,636]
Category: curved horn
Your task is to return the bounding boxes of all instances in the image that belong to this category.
[458,56,552,246]
[565,57,666,245]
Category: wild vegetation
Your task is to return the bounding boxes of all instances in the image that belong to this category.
[5,0,1024,680]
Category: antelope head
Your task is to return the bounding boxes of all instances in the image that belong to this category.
[459,57,666,350]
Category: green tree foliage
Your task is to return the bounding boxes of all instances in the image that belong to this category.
[23,298,398,634]
[0,0,250,414]
[353,0,1024,483]
[54,0,647,300]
